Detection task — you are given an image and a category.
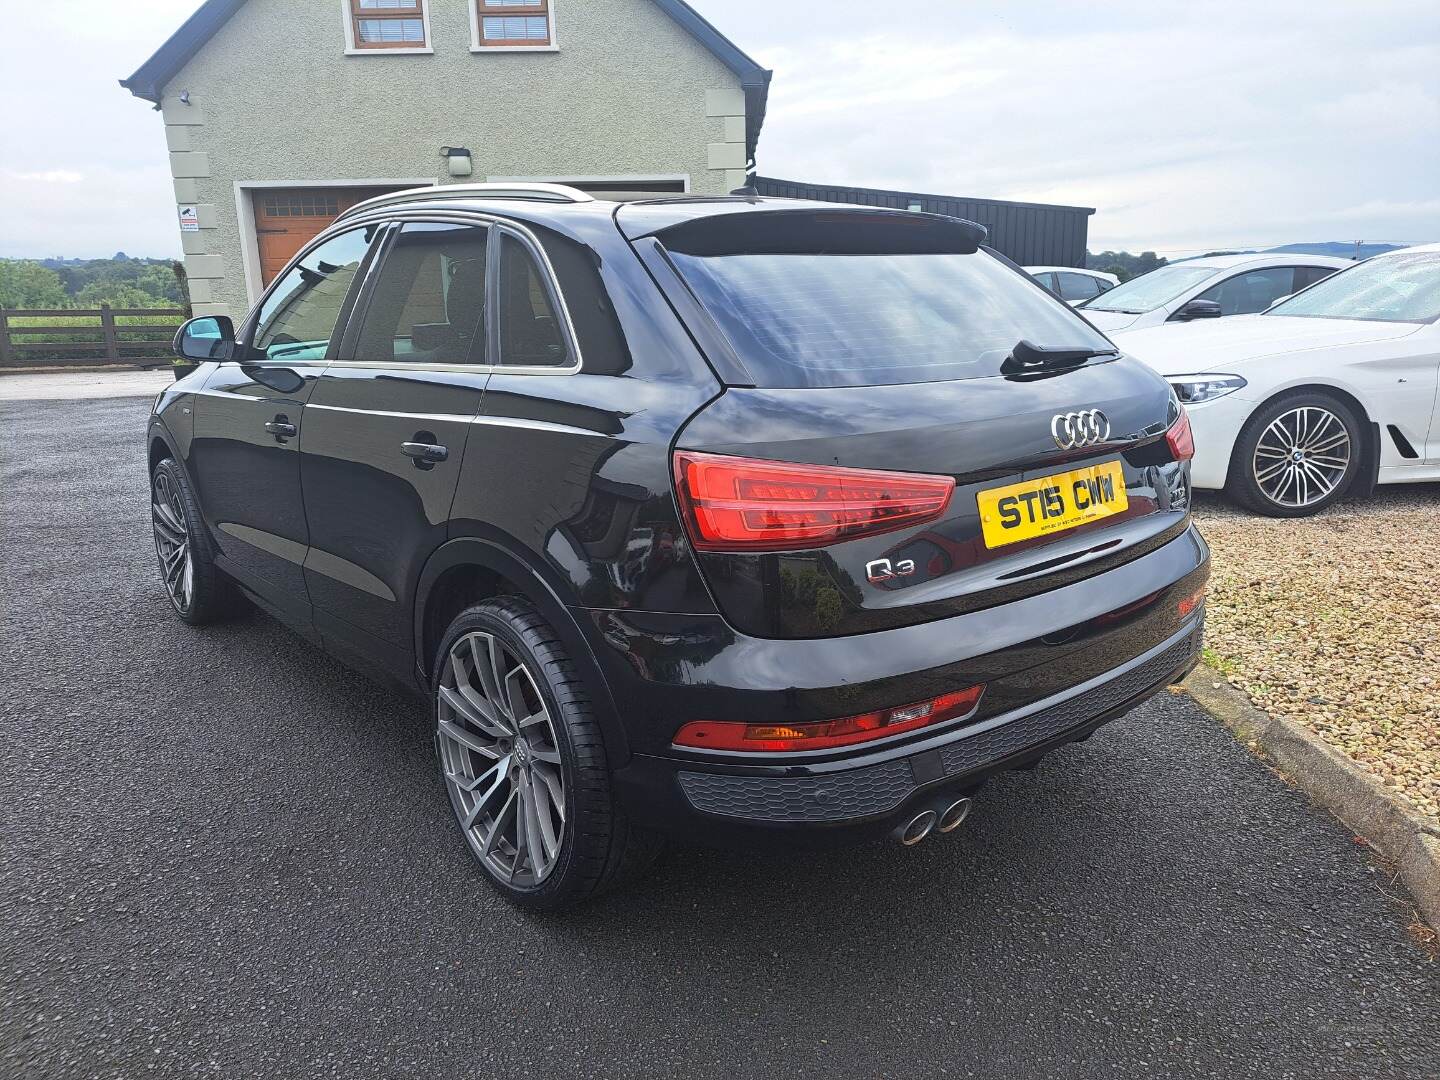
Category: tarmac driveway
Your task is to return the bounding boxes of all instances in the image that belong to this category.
[2,391,1437,1079]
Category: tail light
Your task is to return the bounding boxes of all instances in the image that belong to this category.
[673,685,985,753]
[673,451,955,552]
[1166,409,1195,462]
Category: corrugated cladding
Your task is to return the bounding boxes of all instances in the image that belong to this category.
[751,176,1095,267]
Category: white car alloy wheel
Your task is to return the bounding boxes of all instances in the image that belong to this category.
[1250,405,1352,509]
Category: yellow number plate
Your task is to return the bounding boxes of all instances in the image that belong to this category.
[978,459,1129,549]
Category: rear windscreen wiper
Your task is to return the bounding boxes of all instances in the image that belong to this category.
[1001,339,1118,376]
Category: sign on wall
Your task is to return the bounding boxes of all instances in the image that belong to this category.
[178,205,200,232]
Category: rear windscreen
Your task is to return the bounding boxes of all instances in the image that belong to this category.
[662,212,1112,388]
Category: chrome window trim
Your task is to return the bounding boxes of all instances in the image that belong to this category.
[314,208,584,376]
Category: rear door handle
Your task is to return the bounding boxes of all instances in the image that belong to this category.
[401,441,449,467]
[264,419,298,439]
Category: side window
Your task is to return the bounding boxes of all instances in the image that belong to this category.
[251,227,378,362]
[353,222,489,364]
[497,231,571,367]
[1057,271,1103,301]
[1030,271,1057,293]
[1195,267,1296,316]
[1293,265,1339,291]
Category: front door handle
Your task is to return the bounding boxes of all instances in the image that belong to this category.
[401,441,449,469]
[264,418,298,439]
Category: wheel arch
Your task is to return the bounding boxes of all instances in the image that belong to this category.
[1230,381,1380,500]
[413,537,631,768]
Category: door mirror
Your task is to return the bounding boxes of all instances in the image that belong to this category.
[173,315,235,362]
[1174,299,1222,321]
[1265,293,1294,311]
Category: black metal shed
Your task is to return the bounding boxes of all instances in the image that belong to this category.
[751,176,1095,267]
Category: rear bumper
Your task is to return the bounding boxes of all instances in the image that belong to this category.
[597,524,1210,845]
[612,616,1202,845]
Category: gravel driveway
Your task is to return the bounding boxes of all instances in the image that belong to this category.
[1194,489,1440,823]
[3,392,1439,1079]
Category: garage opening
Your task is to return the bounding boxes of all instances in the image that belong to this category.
[252,186,411,286]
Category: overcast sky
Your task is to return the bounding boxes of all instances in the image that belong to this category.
[1,0,1436,259]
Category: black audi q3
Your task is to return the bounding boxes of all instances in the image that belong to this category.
[148,184,1208,909]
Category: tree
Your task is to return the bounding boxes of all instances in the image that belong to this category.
[75,281,169,309]
[0,260,69,309]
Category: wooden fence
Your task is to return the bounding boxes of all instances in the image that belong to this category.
[0,306,187,368]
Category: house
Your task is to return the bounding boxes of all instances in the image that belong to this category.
[752,177,1095,267]
[120,0,771,319]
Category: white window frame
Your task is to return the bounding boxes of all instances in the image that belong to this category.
[341,0,435,56]
[469,0,561,53]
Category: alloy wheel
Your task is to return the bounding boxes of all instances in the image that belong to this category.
[151,470,193,612]
[436,631,566,886]
[1251,405,1351,509]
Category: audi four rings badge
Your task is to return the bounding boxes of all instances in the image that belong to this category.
[1051,410,1110,450]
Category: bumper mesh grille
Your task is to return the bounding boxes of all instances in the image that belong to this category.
[679,627,1200,823]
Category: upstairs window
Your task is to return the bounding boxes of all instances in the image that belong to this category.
[473,0,554,49]
[348,0,430,51]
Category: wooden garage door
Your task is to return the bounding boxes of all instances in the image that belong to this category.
[253,187,408,286]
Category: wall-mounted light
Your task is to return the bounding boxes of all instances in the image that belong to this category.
[441,146,473,178]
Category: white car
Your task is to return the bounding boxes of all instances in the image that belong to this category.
[1080,253,1350,333]
[1115,243,1440,516]
[1025,266,1118,306]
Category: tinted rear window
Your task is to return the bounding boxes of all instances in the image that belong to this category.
[662,213,1112,388]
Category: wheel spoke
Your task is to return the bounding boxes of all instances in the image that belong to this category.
[503,666,533,726]
[532,761,565,823]
[439,684,509,739]
[519,774,550,878]
[468,635,510,722]
[461,758,512,827]
[437,717,501,758]
[483,789,518,859]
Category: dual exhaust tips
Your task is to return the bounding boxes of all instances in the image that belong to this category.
[895,796,973,846]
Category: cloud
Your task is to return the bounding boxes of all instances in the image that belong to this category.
[2,169,85,185]
[714,0,1440,254]
[1,0,1437,257]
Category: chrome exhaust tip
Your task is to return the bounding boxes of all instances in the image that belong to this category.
[936,797,973,834]
[896,810,937,846]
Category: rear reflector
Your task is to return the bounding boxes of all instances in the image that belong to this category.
[673,451,955,551]
[673,685,985,753]
[1166,409,1195,462]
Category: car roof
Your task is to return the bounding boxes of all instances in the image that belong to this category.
[330,184,978,242]
[1374,241,1440,257]
[1024,265,1110,275]
[1174,252,1352,271]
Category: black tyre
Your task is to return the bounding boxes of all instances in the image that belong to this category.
[1226,392,1363,517]
[150,457,239,625]
[432,597,661,911]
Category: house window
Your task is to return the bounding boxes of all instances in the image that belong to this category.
[475,0,553,48]
[349,0,429,50]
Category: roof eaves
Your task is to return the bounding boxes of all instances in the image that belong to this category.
[119,0,245,103]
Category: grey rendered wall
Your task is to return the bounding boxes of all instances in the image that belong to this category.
[156,0,748,318]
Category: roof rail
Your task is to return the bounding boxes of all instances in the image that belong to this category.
[336,182,595,222]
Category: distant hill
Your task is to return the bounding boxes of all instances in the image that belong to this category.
[1263,242,1406,259]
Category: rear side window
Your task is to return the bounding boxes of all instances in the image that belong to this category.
[1292,265,1339,291]
[497,232,571,367]
[663,213,1111,388]
[1057,271,1103,301]
[352,221,489,365]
